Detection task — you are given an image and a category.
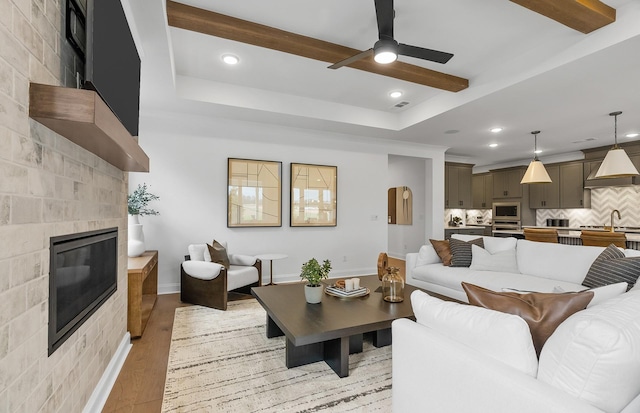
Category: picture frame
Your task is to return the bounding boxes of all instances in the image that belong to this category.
[227,158,282,227]
[290,163,337,227]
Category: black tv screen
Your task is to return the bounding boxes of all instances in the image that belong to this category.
[84,0,141,137]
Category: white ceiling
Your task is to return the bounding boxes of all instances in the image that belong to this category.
[125,0,640,169]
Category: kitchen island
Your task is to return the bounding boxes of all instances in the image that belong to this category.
[493,226,640,249]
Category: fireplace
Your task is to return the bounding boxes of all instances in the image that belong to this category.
[48,227,118,355]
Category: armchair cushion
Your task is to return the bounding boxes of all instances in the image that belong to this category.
[227,265,259,291]
[207,240,230,268]
[182,261,223,280]
[229,254,257,266]
[187,244,207,262]
[411,290,538,376]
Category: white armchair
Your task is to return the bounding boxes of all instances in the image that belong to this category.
[180,242,261,310]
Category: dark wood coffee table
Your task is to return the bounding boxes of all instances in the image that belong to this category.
[251,275,419,377]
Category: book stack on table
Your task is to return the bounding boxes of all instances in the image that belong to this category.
[325,285,368,297]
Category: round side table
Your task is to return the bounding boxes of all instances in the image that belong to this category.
[254,253,288,286]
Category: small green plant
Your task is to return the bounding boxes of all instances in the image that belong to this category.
[300,258,332,286]
[127,183,160,216]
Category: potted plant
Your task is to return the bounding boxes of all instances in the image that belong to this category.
[127,183,159,257]
[300,258,332,304]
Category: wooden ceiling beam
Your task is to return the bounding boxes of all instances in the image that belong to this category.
[166,0,468,92]
[510,0,616,34]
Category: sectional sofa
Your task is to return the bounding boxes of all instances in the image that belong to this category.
[405,234,640,303]
[395,234,640,413]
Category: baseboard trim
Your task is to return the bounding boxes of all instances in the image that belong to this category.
[159,282,180,295]
[83,332,132,413]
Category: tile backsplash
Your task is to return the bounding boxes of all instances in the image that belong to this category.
[445,209,492,225]
[536,186,640,227]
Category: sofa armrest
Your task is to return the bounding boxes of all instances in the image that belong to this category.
[391,319,603,413]
[405,252,419,283]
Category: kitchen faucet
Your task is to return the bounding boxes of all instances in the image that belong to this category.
[610,209,621,232]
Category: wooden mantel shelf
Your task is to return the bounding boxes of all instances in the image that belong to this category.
[29,83,149,172]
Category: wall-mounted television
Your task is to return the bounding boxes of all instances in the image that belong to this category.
[65,0,141,137]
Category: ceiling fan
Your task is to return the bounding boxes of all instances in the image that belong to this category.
[329,0,454,70]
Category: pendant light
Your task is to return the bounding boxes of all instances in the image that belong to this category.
[595,111,639,178]
[521,131,552,184]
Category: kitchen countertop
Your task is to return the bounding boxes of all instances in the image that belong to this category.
[494,226,640,242]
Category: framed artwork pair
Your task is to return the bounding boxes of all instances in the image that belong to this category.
[227,158,337,228]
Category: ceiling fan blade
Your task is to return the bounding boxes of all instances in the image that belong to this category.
[398,43,454,64]
[328,49,373,69]
[375,0,394,40]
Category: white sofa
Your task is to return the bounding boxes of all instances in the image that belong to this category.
[392,288,640,413]
[406,234,640,303]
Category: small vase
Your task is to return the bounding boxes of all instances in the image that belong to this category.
[304,284,323,304]
[128,215,146,257]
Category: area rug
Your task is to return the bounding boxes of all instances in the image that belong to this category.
[161,299,392,412]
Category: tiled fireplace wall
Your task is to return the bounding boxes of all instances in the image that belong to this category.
[0,1,128,412]
[536,187,640,227]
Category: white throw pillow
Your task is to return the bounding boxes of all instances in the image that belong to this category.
[229,253,257,266]
[538,290,640,413]
[417,244,441,266]
[411,290,538,376]
[507,282,627,308]
[451,234,517,254]
[625,249,640,258]
[470,244,519,273]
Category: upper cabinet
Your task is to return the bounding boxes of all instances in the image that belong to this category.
[493,168,525,199]
[472,173,493,209]
[528,161,590,209]
[445,163,473,208]
[528,165,560,208]
[560,162,590,208]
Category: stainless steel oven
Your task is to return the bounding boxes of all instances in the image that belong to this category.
[492,202,521,222]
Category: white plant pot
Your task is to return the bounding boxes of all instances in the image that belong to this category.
[128,215,145,257]
[304,284,323,304]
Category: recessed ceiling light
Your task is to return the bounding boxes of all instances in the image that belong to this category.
[626,133,639,138]
[222,54,239,65]
[389,91,403,98]
[489,127,503,133]
[489,143,498,148]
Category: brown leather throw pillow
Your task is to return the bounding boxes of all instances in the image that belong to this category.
[207,240,230,269]
[462,282,594,357]
[429,239,452,266]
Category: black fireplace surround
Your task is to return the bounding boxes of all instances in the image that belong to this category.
[48,227,118,355]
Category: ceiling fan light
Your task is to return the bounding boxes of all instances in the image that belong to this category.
[521,160,552,184]
[373,39,398,64]
[595,148,639,178]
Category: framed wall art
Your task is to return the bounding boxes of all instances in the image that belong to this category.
[290,163,337,227]
[227,158,282,227]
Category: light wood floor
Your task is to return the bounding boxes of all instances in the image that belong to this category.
[102,259,406,412]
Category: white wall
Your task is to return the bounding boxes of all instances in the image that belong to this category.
[387,155,428,258]
[132,114,445,292]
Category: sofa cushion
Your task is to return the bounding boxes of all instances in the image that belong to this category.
[451,234,517,254]
[227,265,259,291]
[429,239,452,266]
[538,290,640,413]
[583,244,640,290]
[470,244,519,273]
[208,240,230,268]
[516,240,604,284]
[449,237,484,267]
[462,282,594,357]
[228,253,257,266]
[411,290,538,376]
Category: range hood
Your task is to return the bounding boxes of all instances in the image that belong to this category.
[585,163,640,188]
